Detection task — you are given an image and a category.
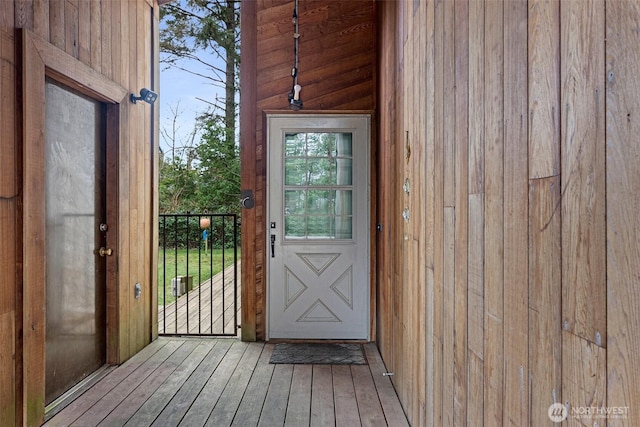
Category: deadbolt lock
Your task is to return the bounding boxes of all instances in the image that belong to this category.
[98,247,113,257]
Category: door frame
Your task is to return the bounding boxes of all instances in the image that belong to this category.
[264,112,374,341]
[21,29,127,425]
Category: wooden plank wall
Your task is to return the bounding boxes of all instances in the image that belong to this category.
[0,22,19,426]
[377,0,640,425]
[606,0,640,422]
[0,1,158,424]
[241,0,376,341]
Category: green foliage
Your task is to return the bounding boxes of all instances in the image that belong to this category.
[194,114,240,214]
[159,115,240,214]
[159,154,199,213]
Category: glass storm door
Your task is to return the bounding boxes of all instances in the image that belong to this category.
[267,115,370,339]
[44,80,107,404]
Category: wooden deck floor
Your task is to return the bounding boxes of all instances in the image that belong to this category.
[44,338,409,426]
[158,263,241,336]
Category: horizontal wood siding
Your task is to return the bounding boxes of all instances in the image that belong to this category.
[241,0,377,341]
[376,0,640,425]
[0,1,159,424]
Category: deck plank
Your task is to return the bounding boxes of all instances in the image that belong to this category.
[363,343,409,426]
[310,365,335,427]
[284,364,312,427]
[179,340,249,426]
[205,342,264,426]
[231,344,275,425]
[258,363,294,427]
[351,364,387,427]
[332,365,361,427]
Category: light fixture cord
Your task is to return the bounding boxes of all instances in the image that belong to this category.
[292,0,299,88]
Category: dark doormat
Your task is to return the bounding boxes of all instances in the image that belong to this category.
[269,343,367,365]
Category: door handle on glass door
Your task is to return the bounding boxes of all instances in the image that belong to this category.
[271,235,276,258]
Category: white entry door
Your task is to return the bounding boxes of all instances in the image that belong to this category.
[267,114,370,339]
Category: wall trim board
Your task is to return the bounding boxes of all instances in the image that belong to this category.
[240,0,257,341]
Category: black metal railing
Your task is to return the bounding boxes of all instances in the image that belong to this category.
[158,213,239,336]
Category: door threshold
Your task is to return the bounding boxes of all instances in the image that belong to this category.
[44,364,115,421]
[267,338,371,344]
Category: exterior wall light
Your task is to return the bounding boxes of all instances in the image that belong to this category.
[130,88,158,105]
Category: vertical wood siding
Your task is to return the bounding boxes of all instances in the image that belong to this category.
[0,1,158,424]
[0,28,19,426]
[606,0,640,420]
[377,0,640,425]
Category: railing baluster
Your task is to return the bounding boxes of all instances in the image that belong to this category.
[162,216,166,334]
[221,215,226,334]
[233,213,238,336]
[173,217,178,334]
[197,214,202,335]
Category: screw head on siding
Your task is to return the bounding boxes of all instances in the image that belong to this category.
[402,208,410,222]
[403,178,410,195]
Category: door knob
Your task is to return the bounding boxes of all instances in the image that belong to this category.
[98,247,113,257]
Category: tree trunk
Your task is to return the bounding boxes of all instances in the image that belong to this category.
[224,0,237,157]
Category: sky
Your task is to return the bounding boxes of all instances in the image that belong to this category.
[157,1,226,158]
[158,55,224,156]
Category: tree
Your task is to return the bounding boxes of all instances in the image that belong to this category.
[158,104,200,213]
[160,0,240,151]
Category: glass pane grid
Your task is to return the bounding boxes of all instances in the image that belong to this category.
[283,131,354,240]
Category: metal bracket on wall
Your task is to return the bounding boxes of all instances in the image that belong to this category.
[405,130,411,163]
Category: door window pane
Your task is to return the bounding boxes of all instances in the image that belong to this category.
[283,132,354,240]
[308,216,332,238]
[334,190,353,215]
[307,190,330,215]
[285,216,306,238]
[284,158,307,185]
[285,190,306,215]
[335,217,353,239]
[285,133,306,156]
[307,158,331,185]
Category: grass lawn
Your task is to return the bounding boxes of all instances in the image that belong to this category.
[158,247,239,305]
